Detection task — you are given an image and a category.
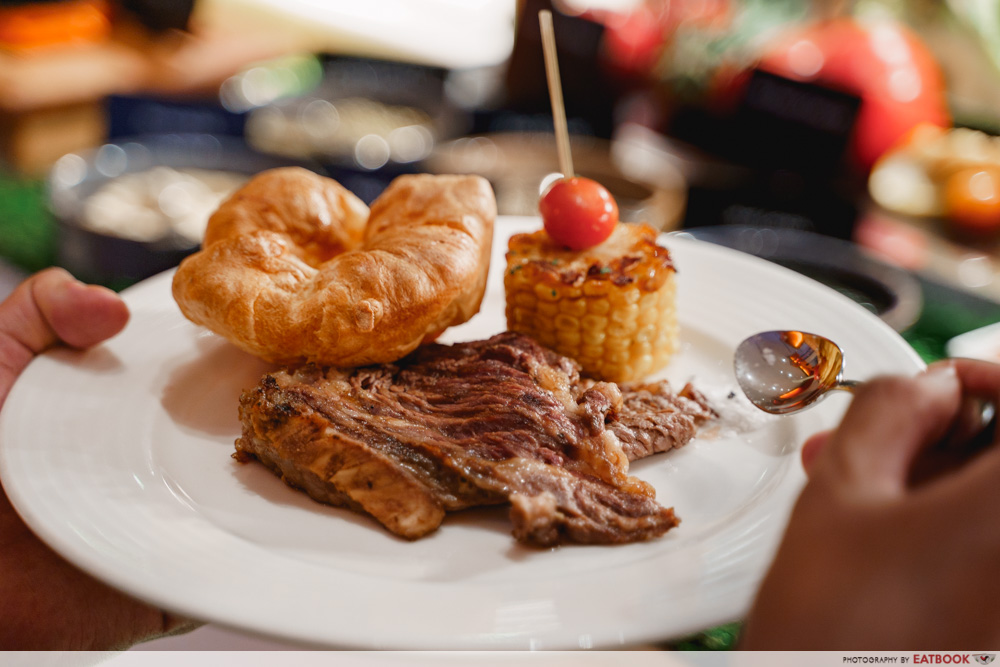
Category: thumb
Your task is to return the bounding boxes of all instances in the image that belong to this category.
[811,364,960,497]
[0,268,129,405]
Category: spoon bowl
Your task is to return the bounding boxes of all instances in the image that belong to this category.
[734,330,861,415]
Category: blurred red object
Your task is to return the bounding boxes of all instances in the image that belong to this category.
[0,0,112,52]
[757,16,950,171]
[598,3,665,75]
[576,0,730,78]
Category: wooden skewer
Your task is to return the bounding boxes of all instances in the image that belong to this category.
[538,9,574,179]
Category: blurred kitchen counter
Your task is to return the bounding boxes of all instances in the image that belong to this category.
[0,9,300,175]
[0,10,310,113]
[0,0,517,176]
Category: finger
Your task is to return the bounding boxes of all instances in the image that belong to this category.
[940,357,1000,408]
[909,358,1000,508]
[0,268,129,354]
[928,358,1000,449]
[31,268,130,350]
[811,364,961,497]
[801,430,832,475]
[904,358,1000,487]
[0,268,129,406]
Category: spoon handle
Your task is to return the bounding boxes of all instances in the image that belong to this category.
[835,379,863,393]
[909,399,997,486]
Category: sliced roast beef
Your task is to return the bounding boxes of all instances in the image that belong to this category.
[235,331,714,546]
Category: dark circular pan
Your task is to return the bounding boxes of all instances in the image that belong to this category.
[675,225,923,332]
[48,133,323,287]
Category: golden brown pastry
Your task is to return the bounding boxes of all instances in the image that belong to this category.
[171,167,496,367]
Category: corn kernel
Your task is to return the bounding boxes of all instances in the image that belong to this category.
[609,303,639,324]
[535,283,561,302]
[538,301,559,318]
[638,307,658,325]
[602,363,622,379]
[510,307,533,326]
[512,292,537,308]
[586,299,610,315]
[633,325,655,343]
[537,331,558,348]
[607,349,629,365]
[607,323,633,339]
[609,288,640,307]
[559,298,587,317]
[639,292,658,311]
[633,339,652,355]
[556,330,581,347]
[510,271,532,288]
[634,354,654,376]
[606,339,629,354]
[581,314,607,331]
[555,314,580,332]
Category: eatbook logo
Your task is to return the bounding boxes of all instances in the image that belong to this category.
[974,656,995,665]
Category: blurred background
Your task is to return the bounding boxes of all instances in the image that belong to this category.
[5,0,1000,651]
[5,0,1000,360]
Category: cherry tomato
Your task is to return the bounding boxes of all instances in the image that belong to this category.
[539,177,619,250]
[944,167,1000,238]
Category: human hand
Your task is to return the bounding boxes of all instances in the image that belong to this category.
[0,268,197,649]
[740,359,1000,649]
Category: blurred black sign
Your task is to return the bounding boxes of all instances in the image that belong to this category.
[673,68,864,240]
[107,95,246,140]
[121,0,195,31]
[733,68,861,175]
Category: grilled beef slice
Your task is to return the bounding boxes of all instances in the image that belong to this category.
[235,331,715,546]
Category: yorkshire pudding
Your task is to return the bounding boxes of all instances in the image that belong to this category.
[172,167,496,366]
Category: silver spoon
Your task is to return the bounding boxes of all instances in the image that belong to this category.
[734,330,861,415]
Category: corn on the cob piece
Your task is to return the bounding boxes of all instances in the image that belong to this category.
[504,222,677,383]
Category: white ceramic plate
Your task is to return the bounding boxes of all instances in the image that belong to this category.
[0,217,923,650]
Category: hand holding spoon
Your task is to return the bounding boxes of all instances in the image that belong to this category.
[735,329,997,485]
